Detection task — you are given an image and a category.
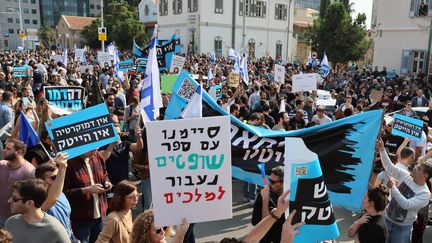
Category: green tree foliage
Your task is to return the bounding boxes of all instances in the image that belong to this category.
[81,0,148,50]
[38,26,56,49]
[306,2,370,66]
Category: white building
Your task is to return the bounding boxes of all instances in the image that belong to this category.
[156,0,295,60]
[138,0,157,37]
[89,0,102,17]
[373,0,431,75]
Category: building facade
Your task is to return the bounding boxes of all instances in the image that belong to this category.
[292,7,319,63]
[156,0,295,60]
[56,15,95,49]
[0,0,41,49]
[295,0,320,11]
[89,0,101,17]
[373,0,432,75]
[40,0,89,26]
[138,0,157,37]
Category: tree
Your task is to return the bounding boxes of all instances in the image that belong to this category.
[81,0,148,50]
[38,26,56,49]
[306,2,370,66]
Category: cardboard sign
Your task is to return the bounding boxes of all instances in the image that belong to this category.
[50,55,63,64]
[118,59,134,71]
[78,65,94,74]
[97,51,113,67]
[170,55,186,74]
[44,86,85,114]
[369,89,383,103]
[292,74,317,92]
[44,104,118,159]
[228,73,240,88]
[146,116,232,227]
[284,138,340,243]
[12,67,27,77]
[209,84,222,101]
[75,48,85,62]
[161,74,179,94]
[274,64,286,83]
[392,114,424,141]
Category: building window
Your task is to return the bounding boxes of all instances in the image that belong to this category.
[90,4,94,9]
[7,18,13,23]
[24,19,30,24]
[32,19,37,25]
[145,4,149,16]
[412,50,425,73]
[401,49,427,74]
[240,0,266,18]
[8,29,14,34]
[410,0,431,17]
[16,18,20,23]
[23,0,28,3]
[31,0,36,3]
[276,40,282,59]
[31,9,37,14]
[173,0,182,15]
[275,4,287,20]
[248,39,255,58]
[97,5,101,10]
[159,0,168,16]
[188,0,198,12]
[214,36,223,57]
[23,8,29,14]
[215,0,223,13]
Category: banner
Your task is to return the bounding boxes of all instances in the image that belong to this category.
[12,67,27,77]
[75,48,85,62]
[274,64,286,83]
[133,34,181,71]
[98,51,113,67]
[45,104,118,159]
[284,138,339,243]
[118,59,134,71]
[165,72,383,212]
[161,74,179,94]
[78,65,93,74]
[392,114,423,141]
[292,74,317,92]
[209,84,222,101]
[50,55,63,64]
[44,86,85,114]
[170,55,186,74]
[146,116,232,226]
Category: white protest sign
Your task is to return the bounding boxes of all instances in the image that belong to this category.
[97,51,113,67]
[146,116,232,227]
[292,73,317,93]
[50,55,63,64]
[75,48,85,62]
[274,64,286,83]
[170,55,186,74]
[316,89,336,106]
[78,65,93,74]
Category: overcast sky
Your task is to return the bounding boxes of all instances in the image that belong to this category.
[350,0,373,29]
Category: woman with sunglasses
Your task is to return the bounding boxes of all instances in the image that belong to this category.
[96,180,139,243]
[130,210,189,243]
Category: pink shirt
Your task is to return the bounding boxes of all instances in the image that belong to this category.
[0,160,35,218]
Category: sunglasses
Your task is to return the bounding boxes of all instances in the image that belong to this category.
[11,195,26,202]
[156,226,168,234]
[269,178,283,184]
[48,175,57,180]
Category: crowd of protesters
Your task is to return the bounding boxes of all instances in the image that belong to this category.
[0,48,432,243]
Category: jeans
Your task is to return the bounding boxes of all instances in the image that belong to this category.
[386,218,412,243]
[71,217,103,243]
[412,206,429,243]
[141,177,152,210]
[243,182,257,201]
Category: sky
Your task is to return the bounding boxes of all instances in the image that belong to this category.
[350,0,373,29]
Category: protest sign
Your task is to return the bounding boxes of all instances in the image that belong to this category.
[0,121,13,137]
[284,138,339,243]
[118,59,134,71]
[170,55,186,74]
[209,84,222,101]
[74,48,85,62]
[146,116,232,227]
[369,89,383,103]
[97,51,113,67]
[50,55,63,63]
[392,114,424,141]
[161,74,179,94]
[228,73,240,88]
[45,104,118,159]
[78,65,93,74]
[44,86,85,114]
[292,74,317,92]
[12,67,27,77]
[386,69,397,78]
[316,89,336,106]
[274,64,286,83]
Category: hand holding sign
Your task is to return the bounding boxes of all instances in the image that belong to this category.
[281,210,305,243]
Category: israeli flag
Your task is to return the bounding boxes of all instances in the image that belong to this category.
[107,43,124,82]
[240,53,249,85]
[228,48,241,74]
[321,52,330,69]
[140,26,163,122]
[319,51,330,78]
[82,46,87,64]
[62,46,68,66]
[209,51,216,64]
[180,84,202,119]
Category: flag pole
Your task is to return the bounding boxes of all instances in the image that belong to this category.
[39,141,54,161]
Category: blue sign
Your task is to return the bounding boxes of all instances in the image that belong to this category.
[392,114,424,141]
[386,69,397,79]
[118,59,134,71]
[12,66,27,77]
[210,84,222,99]
[45,104,119,159]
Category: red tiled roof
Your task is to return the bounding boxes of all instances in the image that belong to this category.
[62,15,97,30]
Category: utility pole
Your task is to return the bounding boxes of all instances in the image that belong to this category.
[426,18,432,82]
[241,0,246,55]
[18,0,24,48]
[286,0,292,61]
[101,0,105,51]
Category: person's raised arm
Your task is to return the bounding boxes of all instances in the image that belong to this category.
[396,138,410,161]
[130,126,143,153]
[172,218,189,243]
[377,138,405,180]
[280,209,305,243]
[42,153,68,211]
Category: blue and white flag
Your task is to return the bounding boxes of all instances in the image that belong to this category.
[240,53,249,85]
[82,46,87,64]
[62,46,68,66]
[140,26,163,122]
[208,51,216,64]
[180,84,202,119]
[108,43,125,82]
[228,48,241,74]
[19,112,40,148]
[207,64,215,84]
[321,52,330,69]
[318,52,330,78]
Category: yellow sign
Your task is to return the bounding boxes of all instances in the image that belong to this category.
[19,30,25,39]
[228,72,240,88]
[98,27,107,41]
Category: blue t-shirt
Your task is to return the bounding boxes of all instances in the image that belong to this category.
[47,192,72,237]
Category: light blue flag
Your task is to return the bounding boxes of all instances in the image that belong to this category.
[228,48,241,74]
[19,112,40,148]
[240,53,249,85]
[62,46,68,66]
[180,84,202,119]
[82,46,87,64]
[140,26,163,122]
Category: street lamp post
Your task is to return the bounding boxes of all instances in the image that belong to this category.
[189,27,196,55]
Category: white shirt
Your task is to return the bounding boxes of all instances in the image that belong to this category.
[84,158,101,219]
